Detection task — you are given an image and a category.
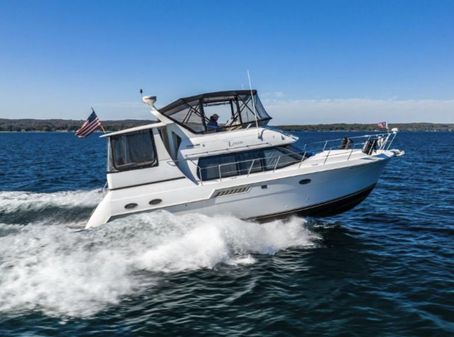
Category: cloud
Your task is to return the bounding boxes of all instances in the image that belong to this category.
[262,97,454,124]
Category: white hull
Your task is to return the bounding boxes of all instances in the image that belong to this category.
[87,150,393,228]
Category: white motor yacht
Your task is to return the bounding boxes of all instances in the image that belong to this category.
[86,90,404,228]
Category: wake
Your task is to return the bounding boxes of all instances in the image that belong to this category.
[0,190,319,317]
[0,189,102,225]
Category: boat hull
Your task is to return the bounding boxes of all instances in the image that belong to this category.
[253,183,375,222]
[88,155,390,228]
[162,158,387,219]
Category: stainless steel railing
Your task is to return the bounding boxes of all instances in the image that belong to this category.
[199,151,306,181]
[171,131,397,183]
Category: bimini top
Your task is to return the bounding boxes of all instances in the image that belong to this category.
[158,90,272,134]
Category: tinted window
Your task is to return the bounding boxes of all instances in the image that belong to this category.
[109,130,158,172]
[236,149,264,175]
[197,146,302,181]
[198,153,237,180]
[263,147,302,170]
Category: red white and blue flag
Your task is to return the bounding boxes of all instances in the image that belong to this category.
[76,109,102,138]
[377,121,387,129]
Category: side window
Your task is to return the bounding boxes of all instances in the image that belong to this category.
[218,154,238,178]
[236,149,264,175]
[263,147,301,170]
[109,130,158,172]
[262,148,280,170]
[197,146,301,181]
[198,153,237,180]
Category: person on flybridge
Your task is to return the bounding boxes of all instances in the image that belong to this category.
[207,114,220,131]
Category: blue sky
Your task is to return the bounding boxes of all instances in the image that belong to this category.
[0,0,453,123]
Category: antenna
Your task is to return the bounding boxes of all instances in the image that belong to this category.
[247,70,260,137]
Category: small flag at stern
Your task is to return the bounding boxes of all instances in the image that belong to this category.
[377,121,387,130]
[76,109,102,138]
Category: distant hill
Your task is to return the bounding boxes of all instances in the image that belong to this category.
[0,118,151,132]
[0,119,452,132]
[279,122,454,132]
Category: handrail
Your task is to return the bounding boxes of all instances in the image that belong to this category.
[171,131,395,182]
[247,159,256,175]
[201,151,303,173]
[309,132,390,145]
[273,156,281,171]
[323,150,331,165]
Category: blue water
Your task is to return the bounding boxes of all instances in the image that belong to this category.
[0,131,453,336]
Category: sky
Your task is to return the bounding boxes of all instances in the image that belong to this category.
[0,0,453,124]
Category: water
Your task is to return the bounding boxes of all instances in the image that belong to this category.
[0,131,453,336]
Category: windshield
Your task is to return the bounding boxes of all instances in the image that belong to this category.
[159,90,271,134]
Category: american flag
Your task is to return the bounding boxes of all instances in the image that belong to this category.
[377,121,387,129]
[76,109,102,138]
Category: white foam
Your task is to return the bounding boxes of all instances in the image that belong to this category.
[135,213,316,272]
[228,255,256,266]
[0,190,102,214]
[0,211,318,317]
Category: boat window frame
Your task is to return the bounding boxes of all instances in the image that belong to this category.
[108,129,159,173]
[160,92,271,134]
[196,145,303,181]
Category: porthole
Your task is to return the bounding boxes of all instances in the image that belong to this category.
[299,178,311,185]
[149,199,162,205]
[124,203,138,209]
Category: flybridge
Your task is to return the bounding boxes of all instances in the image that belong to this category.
[158,90,272,134]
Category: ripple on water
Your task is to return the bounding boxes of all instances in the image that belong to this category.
[0,132,453,336]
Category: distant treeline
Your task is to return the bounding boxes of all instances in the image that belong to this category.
[279,123,454,132]
[0,119,452,132]
[0,119,150,132]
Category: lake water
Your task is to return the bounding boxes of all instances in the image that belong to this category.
[0,131,453,336]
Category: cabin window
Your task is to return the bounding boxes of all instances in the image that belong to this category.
[197,145,304,181]
[198,153,237,180]
[263,147,301,170]
[109,130,158,172]
[236,149,263,175]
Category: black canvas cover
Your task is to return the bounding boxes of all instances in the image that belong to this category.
[159,90,271,134]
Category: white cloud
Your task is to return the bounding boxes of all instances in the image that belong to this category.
[262,97,454,124]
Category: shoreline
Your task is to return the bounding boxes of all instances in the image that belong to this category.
[1,119,452,132]
[1,129,452,133]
